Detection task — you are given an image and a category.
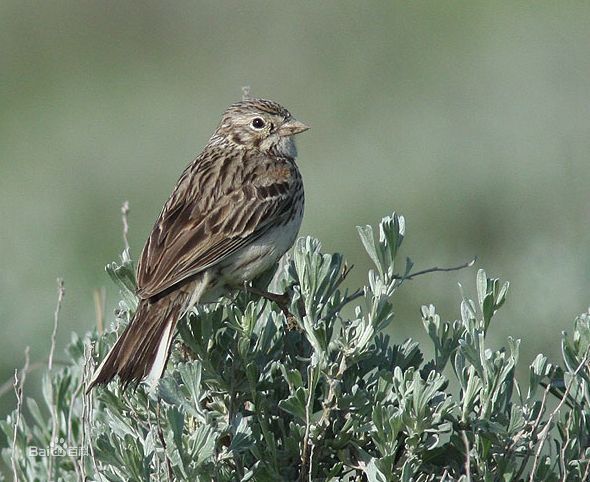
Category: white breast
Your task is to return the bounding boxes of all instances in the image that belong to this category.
[219,209,303,287]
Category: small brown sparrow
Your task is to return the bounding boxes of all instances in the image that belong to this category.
[88,98,308,390]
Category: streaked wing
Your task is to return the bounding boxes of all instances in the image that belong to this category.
[136,150,298,299]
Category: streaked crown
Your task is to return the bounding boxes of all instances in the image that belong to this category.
[214,98,309,158]
[224,98,292,120]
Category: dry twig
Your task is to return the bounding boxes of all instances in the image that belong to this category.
[395,257,477,281]
[0,362,52,398]
[11,346,30,482]
[48,279,66,479]
[48,278,65,371]
[121,201,130,253]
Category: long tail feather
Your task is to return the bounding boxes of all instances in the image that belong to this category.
[87,292,185,392]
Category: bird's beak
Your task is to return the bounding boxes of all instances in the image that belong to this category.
[278,119,310,137]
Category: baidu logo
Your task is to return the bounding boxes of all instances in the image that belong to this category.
[27,438,89,457]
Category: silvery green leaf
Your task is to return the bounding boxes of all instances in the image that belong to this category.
[476,269,487,309]
[105,249,138,310]
[229,414,252,455]
[496,281,509,309]
[528,354,551,400]
[179,361,203,408]
[364,458,389,482]
[357,224,383,277]
[278,387,307,421]
[186,424,216,467]
[281,367,304,390]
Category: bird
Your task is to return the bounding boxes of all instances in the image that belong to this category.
[88,98,308,391]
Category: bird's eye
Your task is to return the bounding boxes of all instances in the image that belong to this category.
[251,117,265,129]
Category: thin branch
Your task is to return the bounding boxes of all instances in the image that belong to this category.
[121,201,130,253]
[529,347,590,481]
[47,279,66,480]
[48,395,58,479]
[559,411,572,479]
[318,356,347,429]
[0,361,61,398]
[145,397,161,480]
[582,456,590,482]
[461,430,471,482]
[530,378,553,439]
[11,346,30,482]
[308,440,315,482]
[67,365,85,481]
[394,257,477,281]
[322,288,364,321]
[299,370,318,482]
[67,340,99,481]
[156,402,174,481]
[302,358,348,481]
[48,278,65,371]
[93,288,106,335]
[328,262,354,297]
[318,263,365,318]
[83,341,102,480]
[511,374,554,480]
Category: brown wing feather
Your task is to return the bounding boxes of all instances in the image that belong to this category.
[136,146,299,299]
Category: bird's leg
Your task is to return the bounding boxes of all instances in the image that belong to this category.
[242,283,303,331]
[243,284,290,312]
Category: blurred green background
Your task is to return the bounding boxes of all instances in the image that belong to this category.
[1,1,589,416]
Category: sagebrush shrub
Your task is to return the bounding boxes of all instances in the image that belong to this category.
[2,213,589,481]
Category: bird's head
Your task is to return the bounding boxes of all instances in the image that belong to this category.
[215,98,309,158]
